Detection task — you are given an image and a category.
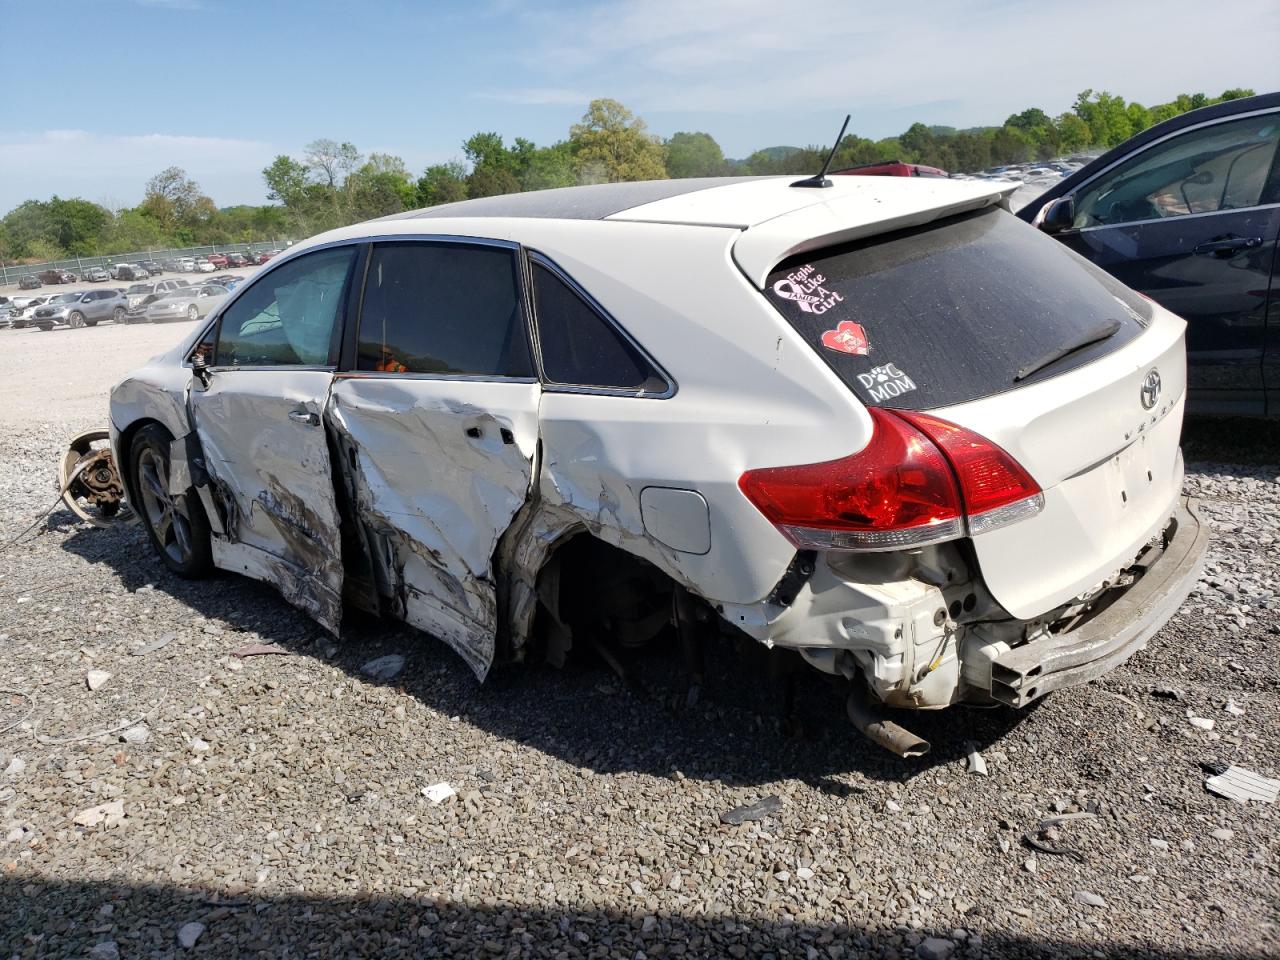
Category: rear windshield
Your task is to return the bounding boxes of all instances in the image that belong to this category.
[764,206,1151,410]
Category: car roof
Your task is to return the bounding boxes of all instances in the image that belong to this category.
[286,174,1017,288]
[1017,91,1280,221]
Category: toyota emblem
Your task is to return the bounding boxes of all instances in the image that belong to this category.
[1141,369,1161,410]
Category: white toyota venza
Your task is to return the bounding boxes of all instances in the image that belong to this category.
[109,175,1207,755]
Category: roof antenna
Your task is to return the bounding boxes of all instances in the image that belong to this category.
[791,114,850,188]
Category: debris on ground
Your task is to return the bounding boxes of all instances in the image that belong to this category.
[119,725,149,744]
[916,937,955,960]
[3,755,25,777]
[360,654,406,682]
[1149,684,1183,700]
[1211,828,1235,841]
[131,635,173,656]
[231,642,291,658]
[177,921,205,949]
[73,800,125,828]
[1224,699,1246,716]
[1187,715,1215,731]
[88,941,120,960]
[965,743,988,776]
[85,669,111,691]
[719,795,782,825]
[1205,765,1280,804]
[1073,890,1106,908]
[423,782,456,805]
[1022,811,1096,860]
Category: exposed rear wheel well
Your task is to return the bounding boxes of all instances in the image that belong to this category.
[523,532,678,666]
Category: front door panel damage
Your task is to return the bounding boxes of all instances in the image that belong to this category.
[325,378,539,679]
[190,371,346,633]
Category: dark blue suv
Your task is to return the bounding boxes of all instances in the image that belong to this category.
[1019,92,1280,416]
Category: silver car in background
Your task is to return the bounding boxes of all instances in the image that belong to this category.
[143,284,227,323]
[30,289,128,330]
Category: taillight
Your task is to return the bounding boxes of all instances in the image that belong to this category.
[894,410,1044,537]
[738,408,1043,552]
[738,408,964,551]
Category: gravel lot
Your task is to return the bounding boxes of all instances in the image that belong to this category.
[0,321,1277,959]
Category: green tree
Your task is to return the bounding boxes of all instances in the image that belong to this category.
[45,197,108,255]
[510,139,576,191]
[1054,113,1092,152]
[1,200,56,258]
[569,99,667,183]
[263,155,310,206]
[467,165,522,198]
[664,131,727,178]
[416,161,469,207]
[1219,88,1255,101]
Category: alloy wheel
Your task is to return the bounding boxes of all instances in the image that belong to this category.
[136,447,194,567]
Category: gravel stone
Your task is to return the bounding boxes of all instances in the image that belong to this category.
[916,937,955,960]
[177,921,205,948]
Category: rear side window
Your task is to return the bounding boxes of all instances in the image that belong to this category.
[531,260,668,393]
[357,242,532,377]
[764,207,1151,411]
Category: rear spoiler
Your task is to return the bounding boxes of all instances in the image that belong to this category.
[732,180,1018,288]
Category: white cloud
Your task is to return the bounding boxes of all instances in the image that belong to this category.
[480,0,1280,125]
[0,130,276,212]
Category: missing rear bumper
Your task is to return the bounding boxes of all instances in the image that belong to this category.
[989,497,1208,707]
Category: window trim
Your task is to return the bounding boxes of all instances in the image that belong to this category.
[1061,107,1280,234]
[204,241,361,373]
[339,234,539,383]
[525,250,677,400]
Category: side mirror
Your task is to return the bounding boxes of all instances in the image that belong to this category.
[1039,196,1076,235]
[191,352,212,387]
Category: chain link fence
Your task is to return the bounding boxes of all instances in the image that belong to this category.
[0,240,296,287]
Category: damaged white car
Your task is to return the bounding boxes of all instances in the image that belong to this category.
[108,175,1208,756]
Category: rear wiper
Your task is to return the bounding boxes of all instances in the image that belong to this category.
[1014,318,1123,383]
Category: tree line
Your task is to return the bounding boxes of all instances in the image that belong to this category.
[0,87,1256,264]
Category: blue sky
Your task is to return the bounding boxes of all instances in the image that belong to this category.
[1,0,1277,212]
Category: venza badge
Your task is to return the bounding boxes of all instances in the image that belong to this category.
[1141,368,1161,410]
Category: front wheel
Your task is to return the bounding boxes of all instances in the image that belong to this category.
[187,305,199,321]
[68,311,85,329]
[111,307,125,323]
[130,423,213,577]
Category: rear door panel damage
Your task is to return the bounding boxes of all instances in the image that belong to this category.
[190,369,345,632]
[325,377,539,678]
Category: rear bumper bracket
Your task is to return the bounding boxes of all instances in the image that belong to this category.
[989,496,1208,707]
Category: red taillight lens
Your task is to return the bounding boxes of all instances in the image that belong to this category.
[739,408,1044,552]
[894,410,1043,535]
[738,408,964,551]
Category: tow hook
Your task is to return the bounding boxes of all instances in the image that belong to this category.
[846,683,931,758]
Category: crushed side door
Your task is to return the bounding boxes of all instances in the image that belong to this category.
[327,377,539,678]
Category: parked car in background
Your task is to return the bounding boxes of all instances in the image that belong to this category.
[206,253,229,269]
[124,279,191,312]
[0,306,13,330]
[257,250,280,263]
[84,267,111,282]
[1021,91,1280,416]
[833,161,950,178]
[193,258,216,273]
[36,269,77,284]
[11,295,54,328]
[110,263,150,281]
[108,176,1205,755]
[30,289,128,330]
[138,260,163,276]
[175,257,195,272]
[18,275,42,290]
[161,258,183,272]
[141,284,226,322]
[206,274,245,291]
[225,253,249,268]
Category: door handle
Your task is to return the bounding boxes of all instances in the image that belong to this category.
[288,409,320,426]
[1193,236,1261,256]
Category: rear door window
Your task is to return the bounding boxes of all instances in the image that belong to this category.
[531,259,668,394]
[764,207,1151,411]
[357,242,533,377]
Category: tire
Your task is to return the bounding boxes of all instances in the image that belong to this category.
[37,323,53,332]
[86,320,98,327]
[68,311,86,329]
[130,423,213,578]
[111,306,125,323]
[187,305,199,321]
